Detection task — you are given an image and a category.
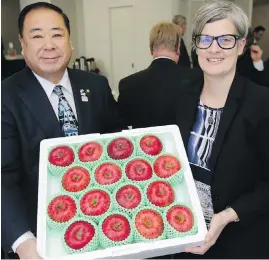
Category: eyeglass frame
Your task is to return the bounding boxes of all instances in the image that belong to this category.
[192,34,241,50]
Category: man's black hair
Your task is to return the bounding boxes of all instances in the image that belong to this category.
[253,25,266,33]
[18,2,70,37]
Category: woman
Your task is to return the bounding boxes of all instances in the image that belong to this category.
[173,1,269,259]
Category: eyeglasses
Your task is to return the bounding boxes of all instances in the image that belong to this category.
[193,34,240,50]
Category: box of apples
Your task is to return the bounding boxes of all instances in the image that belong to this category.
[37,125,207,259]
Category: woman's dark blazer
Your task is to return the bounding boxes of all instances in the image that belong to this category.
[175,74,269,258]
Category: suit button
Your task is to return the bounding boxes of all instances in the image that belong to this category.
[215,196,219,200]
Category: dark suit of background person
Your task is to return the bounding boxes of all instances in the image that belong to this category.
[178,38,191,67]
[173,75,269,259]
[118,58,201,129]
[1,66,124,253]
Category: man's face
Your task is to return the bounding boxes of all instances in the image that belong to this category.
[19,8,72,80]
[254,30,264,42]
[181,23,186,36]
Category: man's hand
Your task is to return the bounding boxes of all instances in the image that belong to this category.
[16,239,42,259]
[250,45,263,62]
[184,208,238,255]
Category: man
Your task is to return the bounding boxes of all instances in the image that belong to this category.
[172,15,191,67]
[1,2,124,259]
[118,22,201,129]
[253,25,266,43]
[237,27,269,87]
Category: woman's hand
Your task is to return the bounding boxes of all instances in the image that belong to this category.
[184,208,238,255]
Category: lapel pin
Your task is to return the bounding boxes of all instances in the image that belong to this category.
[86,89,91,94]
[81,96,88,102]
[80,89,88,101]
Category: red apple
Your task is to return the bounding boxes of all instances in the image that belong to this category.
[62,167,90,192]
[65,221,95,250]
[140,135,162,156]
[102,214,131,241]
[107,138,134,159]
[78,142,103,162]
[135,209,164,239]
[116,185,142,209]
[125,159,153,181]
[80,190,110,216]
[154,155,181,178]
[48,195,76,223]
[167,205,194,232]
[147,181,174,207]
[95,163,122,185]
[49,146,74,167]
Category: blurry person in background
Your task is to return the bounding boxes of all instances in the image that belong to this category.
[118,22,201,130]
[253,25,266,43]
[237,27,269,86]
[171,1,269,259]
[172,15,191,67]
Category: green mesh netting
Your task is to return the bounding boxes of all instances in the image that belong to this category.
[62,217,100,254]
[98,211,133,249]
[47,193,78,230]
[132,206,166,243]
[163,203,198,239]
[77,187,113,224]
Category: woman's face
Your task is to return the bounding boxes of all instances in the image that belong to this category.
[197,19,246,77]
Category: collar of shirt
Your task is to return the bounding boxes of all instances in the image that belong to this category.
[153,56,174,61]
[32,69,73,98]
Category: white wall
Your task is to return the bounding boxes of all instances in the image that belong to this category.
[20,0,50,10]
[234,0,253,24]
[82,0,175,88]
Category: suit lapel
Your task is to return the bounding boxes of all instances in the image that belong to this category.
[68,69,93,135]
[17,67,63,138]
[176,79,202,147]
[210,75,244,175]
[176,74,245,181]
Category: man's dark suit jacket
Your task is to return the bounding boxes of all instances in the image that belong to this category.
[177,38,191,67]
[173,74,269,259]
[1,67,124,251]
[118,58,201,129]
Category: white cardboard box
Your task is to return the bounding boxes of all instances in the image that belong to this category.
[37,125,207,259]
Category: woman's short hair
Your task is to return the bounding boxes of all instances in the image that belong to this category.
[149,22,182,53]
[192,1,249,42]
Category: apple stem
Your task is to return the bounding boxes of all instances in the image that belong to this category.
[145,219,151,227]
[72,175,80,181]
[159,189,165,196]
[56,203,65,210]
[146,140,152,146]
[57,151,64,158]
[90,198,97,206]
[76,230,83,240]
[136,165,143,174]
[118,143,124,150]
[126,193,133,200]
[113,223,121,230]
[87,148,93,155]
[165,163,173,170]
[176,215,184,223]
[105,172,111,178]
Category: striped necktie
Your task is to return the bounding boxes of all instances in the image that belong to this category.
[53,85,79,136]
